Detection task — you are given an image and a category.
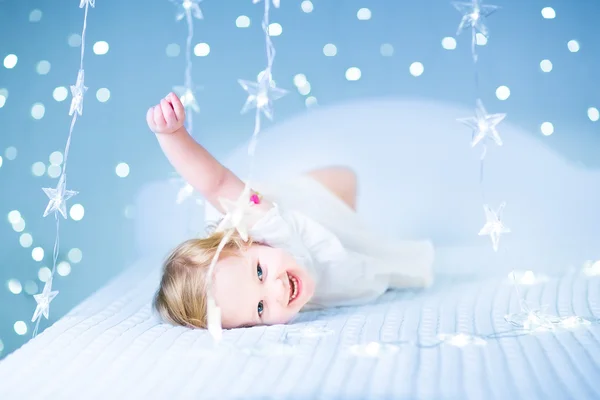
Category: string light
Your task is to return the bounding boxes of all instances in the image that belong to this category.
[169,0,204,207]
[452,1,592,336]
[31,0,95,338]
[205,0,287,343]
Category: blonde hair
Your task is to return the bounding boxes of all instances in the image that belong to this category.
[153,228,251,329]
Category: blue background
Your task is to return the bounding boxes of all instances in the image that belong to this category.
[0,0,598,358]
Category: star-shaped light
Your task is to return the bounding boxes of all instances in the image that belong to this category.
[31,279,59,323]
[216,186,261,242]
[238,69,287,120]
[42,173,78,219]
[478,202,510,252]
[457,99,506,148]
[69,69,88,116]
[79,0,96,8]
[173,85,200,113]
[176,0,203,21]
[252,0,280,8]
[452,0,499,37]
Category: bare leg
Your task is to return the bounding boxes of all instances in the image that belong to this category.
[306,166,358,211]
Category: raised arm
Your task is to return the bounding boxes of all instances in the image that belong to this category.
[146,93,270,214]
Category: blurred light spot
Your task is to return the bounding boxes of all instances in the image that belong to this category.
[588,107,599,122]
[541,7,556,19]
[38,267,52,282]
[442,37,457,50]
[567,40,580,53]
[47,165,62,178]
[0,156,3,168]
[541,122,554,136]
[70,204,85,221]
[32,247,44,262]
[475,33,487,46]
[8,279,22,295]
[96,88,110,102]
[93,41,109,55]
[166,43,180,57]
[124,205,136,219]
[357,8,371,20]
[36,60,51,75]
[305,96,318,108]
[29,9,43,22]
[496,85,510,100]
[32,162,46,176]
[193,43,210,56]
[12,220,25,233]
[8,210,21,224]
[68,34,82,47]
[293,74,307,88]
[53,86,68,102]
[5,146,17,160]
[116,162,130,178]
[323,44,337,57]
[57,262,71,277]
[380,43,394,57]
[0,339,3,353]
[14,321,27,336]
[345,67,361,81]
[268,23,282,36]
[19,233,33,248]
[49,151,63,166]
[301,1,313,13]
[24,281,38,295]
[409,62,424,77]
[0,94,5,108]
[540,59,553,72]
[236,15,250,28]
[69,248,83,264]
[31,103,45,120]
[298,83,311,96]
[3,54,18,69]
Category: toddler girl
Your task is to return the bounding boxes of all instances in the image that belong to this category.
[149,93,434,329]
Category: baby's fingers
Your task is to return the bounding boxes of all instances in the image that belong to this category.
[153,105,166,127]
[146,107,155,129]
[168,92,186,122]
[160,98,177,126]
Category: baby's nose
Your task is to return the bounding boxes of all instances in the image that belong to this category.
[271,277,287,306]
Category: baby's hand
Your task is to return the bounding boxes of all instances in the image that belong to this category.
[147,92,186,135]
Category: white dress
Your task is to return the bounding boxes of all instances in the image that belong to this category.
[248,175,435,310]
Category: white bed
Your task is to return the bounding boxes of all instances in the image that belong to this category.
[1,99,598,399]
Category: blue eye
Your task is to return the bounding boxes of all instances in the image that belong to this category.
[257,264,263,281]
[257,300,264,316]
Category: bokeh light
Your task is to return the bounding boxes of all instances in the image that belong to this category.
[357,8,371,20]
[32,247,45,262]
[36,61,51,75]
[53,87,69,102]
[68,248,83,264]
[7,279,22,295]
[323,44,337,57]
[442,37,457,50]
[300,1,313,13]
[116,162,130,178]
[380,44,394,57]
[345,67,361,81]
[496,85,511,100]
[541,121,554,136]
[166,43,181,57]
[268,23,282,37]
[3,54,18,69]
[236,15,250,28]
[541,7,556,19]
[409,62,424,77]
[588,107,599,122]
[70,204,85,221]
[31,103,45,120]
[29,9,43,22]
[193,43,210,56]
[96,88,111,102]
[14,321,27,336]
[93,41,109,55]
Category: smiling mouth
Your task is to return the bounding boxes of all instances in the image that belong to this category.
[287,272,300,304]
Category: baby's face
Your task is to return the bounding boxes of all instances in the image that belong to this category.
[213,244,315,329]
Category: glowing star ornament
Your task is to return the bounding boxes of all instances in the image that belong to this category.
[42,173,78,219]
[452,0,499,37]
[253,0,280,8]
[176,0,203,21]
[238,69,288,120]
[69,69,88,116]
[216,186,261,242]
[457,99,506,148]
[79,0,95,8]
[478,202,510,252]
[31,279,59,323]
[173,85,200,113]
